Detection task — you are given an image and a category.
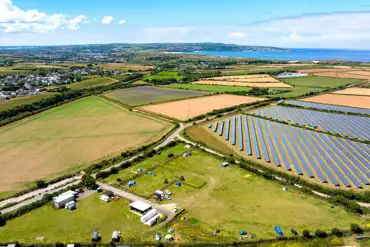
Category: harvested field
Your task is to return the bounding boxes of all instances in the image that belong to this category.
[302,94,370,109]
[312,71,370,80]
[104,86,210,106]
[193,80,292,88]
[0,96,172,193]
[0,93,56,111]
[140,94,266,121]
[332,88,370,96]
[298,68,349,73]
[202,74,279,83]
[346,70,370,76]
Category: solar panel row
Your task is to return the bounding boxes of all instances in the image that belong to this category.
[208,115,369,188]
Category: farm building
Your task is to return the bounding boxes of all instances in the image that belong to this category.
[129,201,152,215]
[53,190,77,209]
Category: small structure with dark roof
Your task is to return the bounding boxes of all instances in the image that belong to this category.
[103,190,114,198]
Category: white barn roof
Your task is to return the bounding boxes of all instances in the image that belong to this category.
[130,201,152,212]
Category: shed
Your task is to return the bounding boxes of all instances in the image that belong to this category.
[112,231,121,242]
[103,190,114,198]
[130,201,152,215]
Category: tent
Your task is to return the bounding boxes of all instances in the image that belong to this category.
[138,168,143,173]
[147,171,153,176]
[168,228,175,234]
[128,181,136,187]
[274,226,284,237]
[176,182,181,187]
[240,230,247,235]
[165,234,173,241]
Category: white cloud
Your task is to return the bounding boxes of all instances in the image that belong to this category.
[0,0,87,33]
[101,16,114,24]
[118,19,126,25]
[140,12,370,49]
[228,32,246,39]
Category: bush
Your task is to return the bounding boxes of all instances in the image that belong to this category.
[0,214,6,227]
[315,229,327,238]
[82,173,96,188]
[36,180,47,188]
[180,175,185,181]
[110,167,119,174]
[227,157,236,164]
[350,224,363,234]
[168,153,174,158]
[331,228,343,237]
[164,179,169,184]
[302,230,311,238]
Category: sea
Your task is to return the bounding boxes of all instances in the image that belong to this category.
[184,49,370,62]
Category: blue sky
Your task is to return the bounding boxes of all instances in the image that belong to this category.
[1,0,370,48]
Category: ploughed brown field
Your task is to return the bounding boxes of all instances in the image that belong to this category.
[140,94,266,121]
[302,94,370,109]
[332,88,370,96]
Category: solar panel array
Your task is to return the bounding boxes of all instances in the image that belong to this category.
[208,115,370,188]
[251,106,370,141]
[286,100,370,115]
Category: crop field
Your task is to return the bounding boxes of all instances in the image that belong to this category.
[251,105,370,141]
[104,86,210,106]
[206,115,369,189]
[145,71,184,81]
[286,100,370,115]
[98,63,155,71]
[140,94,267,121]
[193,74,292,88]
[0,93,56,111]
[67,77,118,90]
[0,195,153,243]
[332,87,370,96]
[312,71,370,80]
[301,94,370,109]
[281,76,361,88]
[0,96,172,193]
[104,147,362,241]
[161,83,251,92]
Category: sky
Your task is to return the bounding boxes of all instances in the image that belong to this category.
[1,0,370,49]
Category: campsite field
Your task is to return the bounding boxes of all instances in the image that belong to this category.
[140,94,267,121]
[332,87,370,96]
[161,83,251,92]
[0,195,153,243]
[301,94,370,109]
[0,96,172,193]
[67,77,118,90]
[104,86,210,106]
[105,147,361,241]
[0,93,56,111]
[281,76,361,88]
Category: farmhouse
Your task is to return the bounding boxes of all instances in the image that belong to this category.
[53,190,77,209]
[129,201,152,215]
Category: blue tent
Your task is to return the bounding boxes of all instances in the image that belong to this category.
[148,171,153,176]
[138,168,143,173]
[176,182,181,187]
[274,226,283,237]
[240,230,247,235]
[128,181,136,187]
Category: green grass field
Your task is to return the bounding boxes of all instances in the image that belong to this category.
[0,96,172,193]
[161,83,251,92]
[108,147,362,242]
[0,93,56,111]
[0,195,153,243]
[104,86,210,106]
[67,77,118,90]
[146,71,184,81]
[282,76,362,88]
[267,86,326,98]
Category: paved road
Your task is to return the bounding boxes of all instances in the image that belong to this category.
[0,180,81,214]
[98,182,176,225]
[0,175,81,208]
